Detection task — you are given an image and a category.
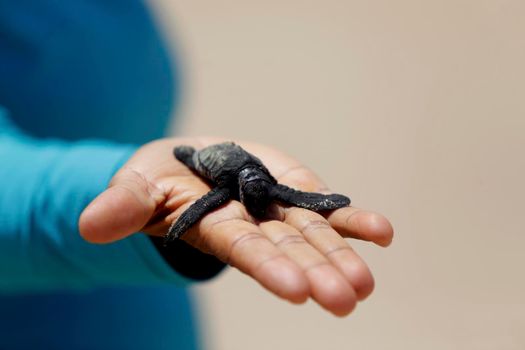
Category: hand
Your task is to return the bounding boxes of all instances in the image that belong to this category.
[79,137,393,317]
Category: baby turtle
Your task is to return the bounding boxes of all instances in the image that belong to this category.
[165,142,350,242]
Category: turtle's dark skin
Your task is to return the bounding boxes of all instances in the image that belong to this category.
[165,142,350,242]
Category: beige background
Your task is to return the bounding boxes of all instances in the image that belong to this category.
[150,1,525,349]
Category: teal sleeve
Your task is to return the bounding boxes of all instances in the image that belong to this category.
[0,108,193,292]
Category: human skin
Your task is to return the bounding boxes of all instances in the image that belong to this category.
[79,137,394,317]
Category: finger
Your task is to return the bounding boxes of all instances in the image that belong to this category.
[79,167,166,243]
[276,164,326,193]
[189,203,310,304]
[284,208,375,301]
[259,220,357,317]
[270,164,394,249]
[325,207,394,247]
[274,163,394,247]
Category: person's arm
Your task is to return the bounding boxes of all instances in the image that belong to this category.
[0,108,222,292]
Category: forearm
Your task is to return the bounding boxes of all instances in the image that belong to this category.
[0,110,194,292]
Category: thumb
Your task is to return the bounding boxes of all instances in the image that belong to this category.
[79,168,165,243]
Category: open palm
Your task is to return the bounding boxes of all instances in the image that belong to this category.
[79,137,393,316]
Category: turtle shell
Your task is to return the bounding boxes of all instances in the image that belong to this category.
[193,142,265,184]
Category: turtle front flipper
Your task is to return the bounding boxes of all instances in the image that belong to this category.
[165,186,231,243]
[270,184,350,211]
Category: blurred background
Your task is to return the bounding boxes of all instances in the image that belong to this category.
[150,1,525,349]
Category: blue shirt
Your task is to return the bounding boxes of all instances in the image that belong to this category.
[0,1,216,349]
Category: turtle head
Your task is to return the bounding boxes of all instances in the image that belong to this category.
[238,167,273,219]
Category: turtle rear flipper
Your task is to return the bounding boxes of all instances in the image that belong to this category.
[174,146,197,171]
[270,184,350,211]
